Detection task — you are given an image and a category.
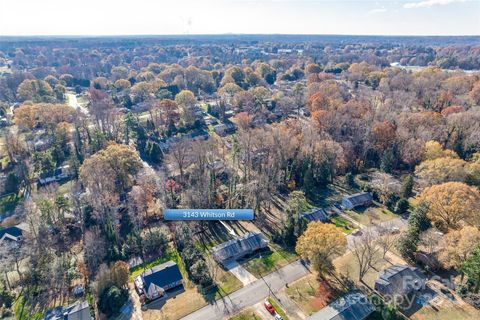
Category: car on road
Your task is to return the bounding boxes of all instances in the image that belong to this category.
[274,314,284,320]
[264,300,275,314]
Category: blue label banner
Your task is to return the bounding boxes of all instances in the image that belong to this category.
[164,209,254,221]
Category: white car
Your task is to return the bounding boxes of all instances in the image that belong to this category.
[274,314,283,320]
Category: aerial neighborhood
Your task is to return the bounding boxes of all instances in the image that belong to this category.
[0,31,480,320]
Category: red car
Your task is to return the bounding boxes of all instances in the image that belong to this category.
[264,299,275,314]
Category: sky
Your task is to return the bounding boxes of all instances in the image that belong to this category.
[0,0,479,36]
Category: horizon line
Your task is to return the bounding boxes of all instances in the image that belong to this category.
[1,33,480,38]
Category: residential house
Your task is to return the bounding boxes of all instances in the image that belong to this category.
[0,226,23,243]
[302,208,328,222]
[213,123,236,137]
[211,232,269,265]
[134,261,183,301]
[374,264,426,298]
[38,165,72,186]
[341,192,373,210]
[44,301,91,320]
[306,292,375,320]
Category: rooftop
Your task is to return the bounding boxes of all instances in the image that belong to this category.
[306,292,375,320]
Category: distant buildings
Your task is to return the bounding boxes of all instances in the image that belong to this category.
[211,232,269,265]
[341,192,373,210]
[134,261,183,301]
[374,264,426,298]
[44,301,91,320]
[213,123,236,137]
[306,292,375,320]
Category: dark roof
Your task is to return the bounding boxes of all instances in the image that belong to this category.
[306,292,375,320]
[44,301,90,320]
[302,208,328,222]
[142,261,183,290]
[0,226,23,241]
[211,232,268,262]
[64,301,90,316]
[375,264,425,296]
[343,192,372,206]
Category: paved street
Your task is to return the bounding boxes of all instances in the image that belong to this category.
[181,260,310,320]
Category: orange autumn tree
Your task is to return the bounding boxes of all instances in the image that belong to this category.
[295,221,347,278]
[417,182,480,231]
[439,226,480,276]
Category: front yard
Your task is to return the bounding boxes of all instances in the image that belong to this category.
[135,246,243,319]
[344,206,397,226]
[285,273,345,316]
[330,216,356,234]
[229,309,262,320]
[241,244,298,278]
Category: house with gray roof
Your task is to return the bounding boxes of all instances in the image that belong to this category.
[211,232,268,265]
[302,208,328,222]
[44,301,91,320]
[306,292,375,320]
[374,264,426,298]
[134,260,183,301]
[341,192,373,210]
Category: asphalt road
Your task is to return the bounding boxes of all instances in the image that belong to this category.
[181,260,310,320]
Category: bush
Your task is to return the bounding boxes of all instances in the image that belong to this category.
[345,172,355,187]
[394,199,409,214]
[384,193,399,211]
[98,285,128,317]
[4,172,19,194]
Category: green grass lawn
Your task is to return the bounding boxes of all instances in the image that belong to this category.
[0,192,19,213]
[268,297,289,320]
[330,216,355,234]
[205,255,243,300]
[242,245,298,278]
[130,246,186,280]
[229,309,262,320]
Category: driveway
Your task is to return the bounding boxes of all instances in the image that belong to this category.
[223,260,258,285]
[181,260,310,320]
[116,287,143,320]
[347,217,407,249]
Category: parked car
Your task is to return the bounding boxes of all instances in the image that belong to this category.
[274,314,284,320]
[264,300,275,314]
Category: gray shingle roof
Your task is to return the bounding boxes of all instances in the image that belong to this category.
[374,264,426,297]
[302,208,328,222]
[343,192,372,207]
[306,292,375,320]
[142,261,183,290]
[211,232,268,262]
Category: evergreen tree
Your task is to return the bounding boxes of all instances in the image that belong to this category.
[400,174,414,198]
